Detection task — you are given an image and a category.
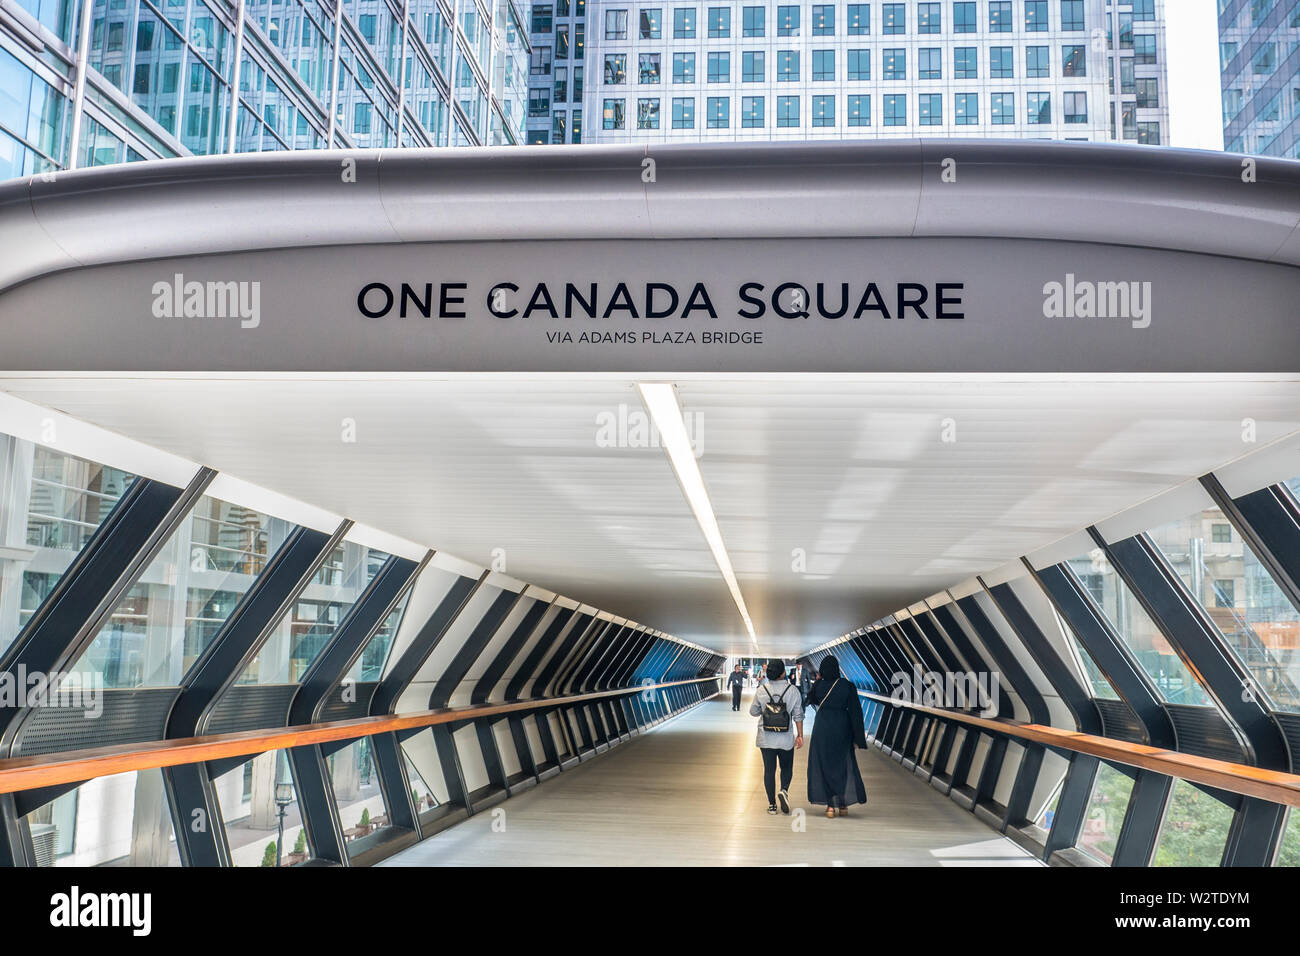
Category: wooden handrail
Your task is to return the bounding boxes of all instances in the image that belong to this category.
[0,677,721,795]
[858,691,1300,809]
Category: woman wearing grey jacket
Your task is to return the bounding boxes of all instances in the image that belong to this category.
[748,658,805,815]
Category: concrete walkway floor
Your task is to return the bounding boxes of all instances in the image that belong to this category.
[381,692,1042,866]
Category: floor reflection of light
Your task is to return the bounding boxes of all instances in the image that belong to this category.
[930,837,1043,866]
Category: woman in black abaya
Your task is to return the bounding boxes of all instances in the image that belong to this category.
[806,655,868,818]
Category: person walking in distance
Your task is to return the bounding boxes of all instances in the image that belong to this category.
[749,658,804,815]
[727,664,746,711]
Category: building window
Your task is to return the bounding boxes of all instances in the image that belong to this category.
[813,49,835,81]
[1135,77,1159,108]
[640,52,661,83]
[708,51,730,82]
[1027,90,1051,123]
[552,112,567,144]
[640,8,662,37]
[1062,44,1086,77]
[638,97,660,128]
[812,4,834,34]
[991,91,1014,124]
[848,48,870,81]
[673,52,696,82]
[556,25,570,58]
[848,93,870,126]
[883,93,905,126]
[674,7,697,37]
[777,4,800,35]
[954,46,978,78]
[555,67,568,101]
[673,96,695,127]
[742,95,764,126]
[604,54,627,84]
[1212,523,1232,543]
[603,98,625,128]
[1025,0,1047,31]
[574,65,584,98]
[528,90,551,116]
[883,48,905,80]
[777,49,799,81]
[990,47,1013,78]
[882,2,904,33]
[955,91,978,125]
[989,0,1012,32]
[707,95,729,127]
[532,46,553,75]
[847,3,870,34]
[1060,0,1084,31]
[1134,34,1156,65]
[1136,121,1161,145]
[708,6,731,36]
[919,47,941,79]
[1214,579,1236,608]
[532,4,553,32]
[743,6,765,36]
[1026,45,1049,77]
[954,1,976,33]
[918,1,940,32]
[605,9,628,38]
[572,108,582,143]
[743,50,765,81]
[777,94,799,127]
[1064,90,1087,123]
[812,93,834,126]
[918,92,941,125]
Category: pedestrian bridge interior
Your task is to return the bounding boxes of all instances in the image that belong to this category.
[2,144,1300,867]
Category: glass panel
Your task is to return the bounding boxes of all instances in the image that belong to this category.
[1067,551,1213,705]
[69,494,296,688]
[1035,777,1063,829]
[237,543,389,685]
[0,439,136,655]
[1148,508,1300,712]
[1052,607,1119,699]
[330,737,390,857]
[345,588,412,683]
[1151,779,1234,866]
[1078,762,1134,865]
[1277,810,1300,867]
[25,768,179,866]
[402,742,441,815]
[213,749,311,866]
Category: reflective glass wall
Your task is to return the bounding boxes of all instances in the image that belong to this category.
[0,0,530,180]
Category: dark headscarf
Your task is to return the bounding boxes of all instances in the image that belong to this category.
[818,655,841,682]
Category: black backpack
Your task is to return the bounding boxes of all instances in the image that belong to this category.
[760,683,794,733]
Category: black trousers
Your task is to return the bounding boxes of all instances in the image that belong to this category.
[760,747,794,804]
[731,685,742,709]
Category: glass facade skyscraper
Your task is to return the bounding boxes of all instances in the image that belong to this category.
[1221,0,1300,157]
[528,0,1167,144]
[0,0,530,180]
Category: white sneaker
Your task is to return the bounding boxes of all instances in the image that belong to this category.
[777,790,791,815]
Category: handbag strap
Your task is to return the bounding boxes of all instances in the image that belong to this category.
[819,678,840,707]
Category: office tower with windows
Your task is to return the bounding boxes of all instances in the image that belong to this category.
[0,0,530,180]
[577,0,1166,143]
[526,0,586,141]
[1221,0,1300,157]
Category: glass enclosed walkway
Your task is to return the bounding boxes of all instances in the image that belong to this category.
[381,692,1039,867]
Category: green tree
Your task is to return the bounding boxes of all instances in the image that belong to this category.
[359,807,370,828]
[260,841,277,867]
[293,830,307,855]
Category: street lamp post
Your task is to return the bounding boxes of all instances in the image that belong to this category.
[274,782,294,868]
